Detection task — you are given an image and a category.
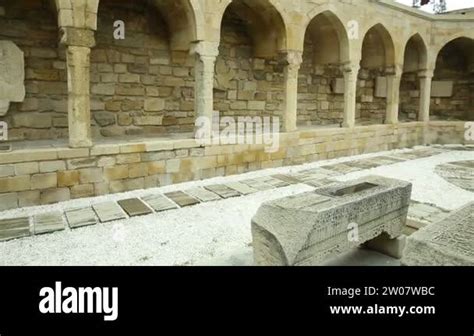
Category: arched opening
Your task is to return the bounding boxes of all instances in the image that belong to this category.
[91,0,196,138]
[0,0,67,142]
[431,37,474,121]
[357,24,395,125]
[298,11,349,128]
[214,0,286,123]
[399,34,428,122]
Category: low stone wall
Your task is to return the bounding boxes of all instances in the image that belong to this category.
[0,122,468,210]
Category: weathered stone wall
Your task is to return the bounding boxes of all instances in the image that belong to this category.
[356,68,387,124]
[431,39,474,121]
[0,122,467,211]
[90,0,195,137]
[213,6,284,121]
[0,1,68,141]
[298,38,344,126]
[399,72,420,122]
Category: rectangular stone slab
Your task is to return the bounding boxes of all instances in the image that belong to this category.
[258,177,289,188]
[225,182,258,195]
[65,208,97,229]
[402,202,474,266]
[271,174,301,185]
[142,194,178,211]
[0,217,30,241]
[183,188,221,202]
[34,212,65,234]
[118,198,153,217]
[431,80,453,97]
[164,191,200,207]
[252,176,412,266]
[93,202,127,223]
[240,179,273,191]
[204,185,241,198]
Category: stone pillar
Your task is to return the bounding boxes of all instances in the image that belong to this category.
[385,65,402,124]
[418,69,434,122]
[61,28,95,148]
[342,62,360,128]
[191,41,219,132]
[281,51,303,132]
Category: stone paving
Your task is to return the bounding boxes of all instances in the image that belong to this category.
[0,145,470,242]
[435,160,474,192]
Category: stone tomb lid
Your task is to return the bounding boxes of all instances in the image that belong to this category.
[269,176,411,212]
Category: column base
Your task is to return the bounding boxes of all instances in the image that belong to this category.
[69,138,93,149]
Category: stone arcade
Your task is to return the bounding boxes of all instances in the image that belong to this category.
[0,0,472,211]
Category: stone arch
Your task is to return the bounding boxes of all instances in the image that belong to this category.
[356,23,396,125]
[149,0,199,51]
[218,0,287,57]
[431,36,474,121]
[403,34,428,72]
[213,0,287,123]
[90,0,198,138]
[297,10,349,127]
[360,23,395,69]
[399,33,429,122]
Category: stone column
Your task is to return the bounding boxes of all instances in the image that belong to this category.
[342,62,360,128]
[281,51,303,132]
[191,41,219,133]
[385,65,403,124]
[61,28,96,148]
[418,69,434,122]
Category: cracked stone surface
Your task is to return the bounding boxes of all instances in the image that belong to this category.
[402,202,474,266]
[252,176,412,266]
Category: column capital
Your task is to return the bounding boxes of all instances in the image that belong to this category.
[190,41,220,58]
[418,69,435,78]
[279,50,303,66]
[385,64,403,77]
[60,27,95,48]
[342,61,360,74]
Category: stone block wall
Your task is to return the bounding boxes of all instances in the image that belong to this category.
[90,0,195,137]
[213,9,284,122]
[399,72,420,122]
[356,68,387,124]
[0,1,68,141]
[297,38,344,126]
[0,122,467,211]
[430,79,473,121]
[431,39,474,121]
